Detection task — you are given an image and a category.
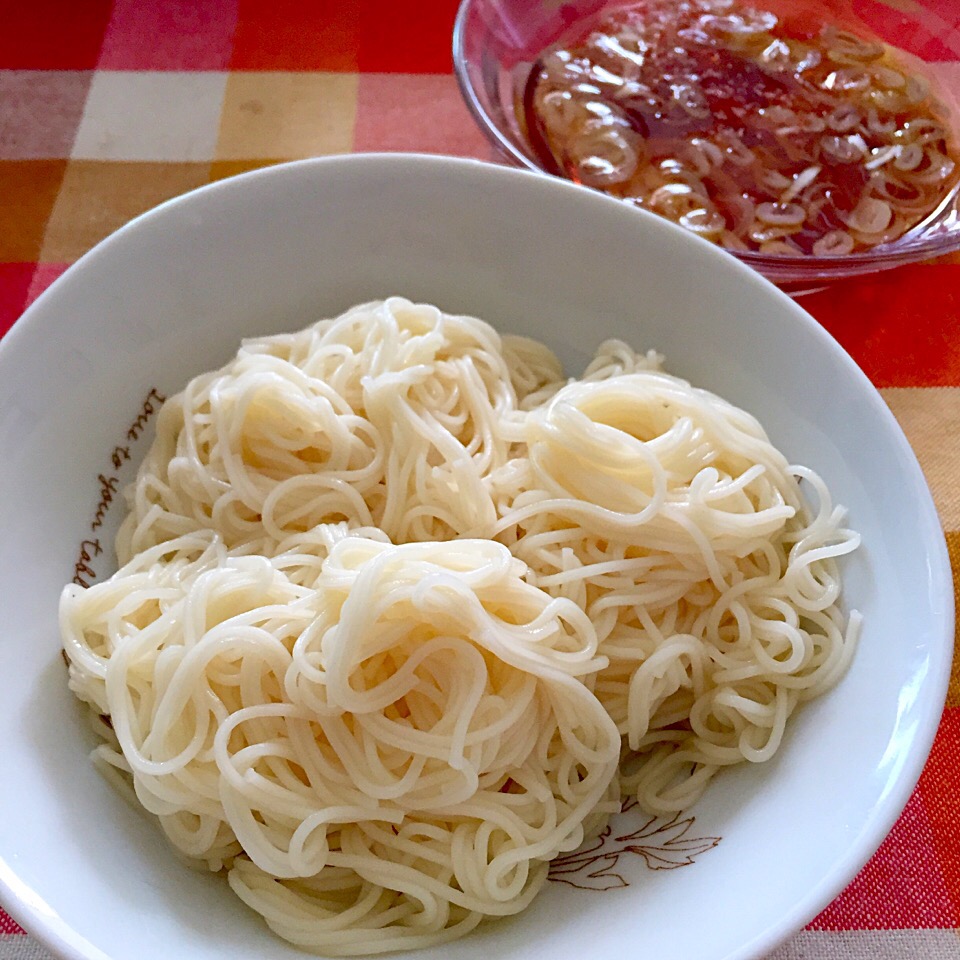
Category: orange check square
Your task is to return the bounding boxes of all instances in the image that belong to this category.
[0,160,68,260]
[208,158,285,182]
[947,532,960,710]
[216,73,358,160]
[40,161,210,262]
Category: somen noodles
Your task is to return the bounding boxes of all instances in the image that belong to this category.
[61,297,860,952]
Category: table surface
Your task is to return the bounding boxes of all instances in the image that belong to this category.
[1,2,959,959]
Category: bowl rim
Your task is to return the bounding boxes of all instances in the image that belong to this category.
[450,0,960,279]
[0,152,954,960]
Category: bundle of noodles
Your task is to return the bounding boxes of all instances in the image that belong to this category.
[117,298,560,561]
[61,532,620,955]
[491,344,860,814]
[63,301,863,952]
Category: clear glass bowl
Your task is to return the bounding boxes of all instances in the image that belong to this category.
[453,0,960,292]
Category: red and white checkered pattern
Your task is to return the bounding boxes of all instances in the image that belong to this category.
[0,1,958,957]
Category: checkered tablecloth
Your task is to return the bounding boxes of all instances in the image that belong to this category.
[1,2,958,958]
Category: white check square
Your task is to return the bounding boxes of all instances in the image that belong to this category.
[72,71,227,162]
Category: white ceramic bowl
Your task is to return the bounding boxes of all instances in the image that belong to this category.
[0,154,951,960]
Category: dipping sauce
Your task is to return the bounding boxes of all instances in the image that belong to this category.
[520,0,960,255]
